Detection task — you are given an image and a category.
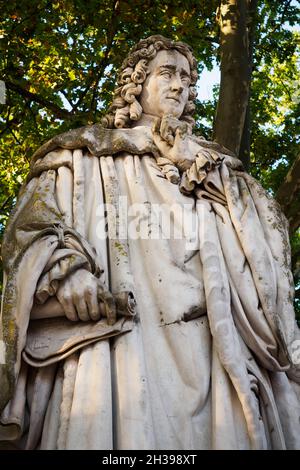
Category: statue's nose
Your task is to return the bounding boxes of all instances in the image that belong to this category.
[170,74,183,93]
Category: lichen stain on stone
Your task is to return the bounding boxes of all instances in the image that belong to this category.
[8,320,15,342]
[114,241,127,257]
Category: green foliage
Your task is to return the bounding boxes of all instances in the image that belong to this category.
[250,1,300,195]
[291,228,300,321]
[246,0,300,318]
[0,0,299,317]
[0,0,220,227]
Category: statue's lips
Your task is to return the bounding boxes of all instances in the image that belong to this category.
[166,96,181,103]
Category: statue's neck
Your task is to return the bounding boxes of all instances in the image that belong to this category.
[131,113,157,128]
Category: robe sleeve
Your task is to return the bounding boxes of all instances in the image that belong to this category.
[0,149,103,413]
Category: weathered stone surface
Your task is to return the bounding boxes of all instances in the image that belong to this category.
[1,34,300,450]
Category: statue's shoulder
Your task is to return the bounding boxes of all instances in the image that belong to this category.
[31,124,113,164]
[31,124,158,165]
[189,133,237,158]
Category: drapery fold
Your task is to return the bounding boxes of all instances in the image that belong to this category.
[1,125,299,449]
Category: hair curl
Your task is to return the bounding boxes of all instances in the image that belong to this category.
[102,35,198,129]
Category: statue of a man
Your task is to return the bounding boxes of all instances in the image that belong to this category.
[1,35,300,450]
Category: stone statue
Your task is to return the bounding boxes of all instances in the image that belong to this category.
[1,35,300,450]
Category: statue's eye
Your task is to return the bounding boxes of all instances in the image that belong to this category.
[181,76,190,85]
[161,71,171,78]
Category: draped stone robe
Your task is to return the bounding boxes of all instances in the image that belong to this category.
[1,125,300,450]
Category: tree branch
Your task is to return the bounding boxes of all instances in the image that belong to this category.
[5,80,76,120]
[8,128,21,145]
[90,0,121,116]
[269,0,293,36]
[0,196,13,213]
[74,0,120,114]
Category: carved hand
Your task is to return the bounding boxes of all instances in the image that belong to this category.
[56,268,116,324]
[152,115,197,171]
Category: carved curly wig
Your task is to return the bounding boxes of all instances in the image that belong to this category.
[102,35,198,129]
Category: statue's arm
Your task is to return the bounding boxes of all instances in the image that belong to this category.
[2,149,114,328]
[0,148,118,413]
[30,150,116,323]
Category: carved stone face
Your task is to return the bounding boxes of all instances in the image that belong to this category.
[139,50,191,119]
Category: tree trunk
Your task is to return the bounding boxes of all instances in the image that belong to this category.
[238,0,257,170]
[276,153,300,235]
[239,101,251,170]
[213,0,252,161]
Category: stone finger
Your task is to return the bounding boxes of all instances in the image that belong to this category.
[86,290,101,321]
[57,284,79,322]
[62,300,79,322]
[75,297,90,322]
